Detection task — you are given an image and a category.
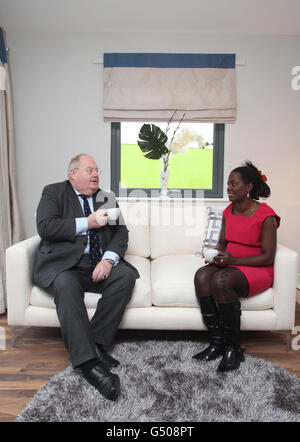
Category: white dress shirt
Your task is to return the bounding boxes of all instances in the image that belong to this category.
[73,186,120,265]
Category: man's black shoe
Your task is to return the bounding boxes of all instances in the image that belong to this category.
[83,363,120,401]
[95,344,120,369]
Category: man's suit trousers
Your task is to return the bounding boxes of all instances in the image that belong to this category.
[47,255,136,368]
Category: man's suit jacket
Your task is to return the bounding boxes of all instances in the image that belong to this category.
[33,180,139,288]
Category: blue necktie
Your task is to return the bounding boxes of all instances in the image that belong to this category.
[79,194,102,268]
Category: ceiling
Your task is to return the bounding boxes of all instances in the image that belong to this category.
[0,0,300,35]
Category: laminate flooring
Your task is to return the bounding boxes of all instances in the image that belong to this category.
[1,304,300,422]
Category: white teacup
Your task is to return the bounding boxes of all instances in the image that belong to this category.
[203,248,219,263]
[106,207,120,221]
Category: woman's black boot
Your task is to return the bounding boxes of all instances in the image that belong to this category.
[216,301,245,372]
[193,296,225,361]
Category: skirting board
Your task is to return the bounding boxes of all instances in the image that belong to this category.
[297,273,300,304]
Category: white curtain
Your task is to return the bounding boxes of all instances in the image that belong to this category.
[103,53,236,123]
[0,28,24,313]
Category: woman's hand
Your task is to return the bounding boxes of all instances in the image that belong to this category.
[214,251,235,265]
[211,217,278,267]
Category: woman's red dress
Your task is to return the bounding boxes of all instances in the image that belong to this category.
[222,202,280,297]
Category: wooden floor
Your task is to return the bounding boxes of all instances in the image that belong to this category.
[1,303,300,422]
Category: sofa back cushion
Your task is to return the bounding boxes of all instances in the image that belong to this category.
[150,205,205,258]
[118,201,150,257]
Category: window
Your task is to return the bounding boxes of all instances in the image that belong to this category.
[111,122,224,198]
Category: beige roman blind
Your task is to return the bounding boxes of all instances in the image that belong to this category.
[103,53,236,123]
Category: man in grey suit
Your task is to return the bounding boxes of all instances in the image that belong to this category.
[33,154,139,401]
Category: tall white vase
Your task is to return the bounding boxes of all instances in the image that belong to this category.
[160,168,169,197]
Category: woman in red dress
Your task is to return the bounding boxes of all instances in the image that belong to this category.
[193,161,280,372]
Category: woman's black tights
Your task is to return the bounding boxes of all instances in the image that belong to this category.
[194,264,249,304]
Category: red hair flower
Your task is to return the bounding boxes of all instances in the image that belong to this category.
[258,170,267,182]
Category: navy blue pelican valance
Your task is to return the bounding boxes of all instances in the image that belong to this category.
[103,53,236,123]
[0,28,7,64]
[0,28,7,91]
[104,53,235,69]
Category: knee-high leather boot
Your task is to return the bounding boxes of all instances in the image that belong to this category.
[216,301,245,372]
[193,296,225,361]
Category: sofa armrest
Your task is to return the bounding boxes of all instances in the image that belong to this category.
[272,244,298,330]
[6,235,40,326]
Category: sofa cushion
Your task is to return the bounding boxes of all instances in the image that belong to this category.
[30,255,151,309]
[151,255,274,310]
[30,287,102,309]
[240,288,273,311]
[118,201,150,257]
[124,255,152,307]
[151,254,204,307]
[150,205,205,258]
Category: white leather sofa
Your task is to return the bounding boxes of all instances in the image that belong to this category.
[6,201,298,335]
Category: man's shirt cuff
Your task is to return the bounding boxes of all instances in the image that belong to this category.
[75,217,88,235]
[102,251,120,266]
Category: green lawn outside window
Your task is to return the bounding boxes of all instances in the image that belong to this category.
[121,144,213,189]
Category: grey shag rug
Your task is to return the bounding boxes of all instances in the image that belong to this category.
[16,340,300,422]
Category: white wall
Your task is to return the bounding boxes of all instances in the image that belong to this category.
[6,31,300,269]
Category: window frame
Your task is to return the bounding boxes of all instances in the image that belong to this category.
[110,122,224,198]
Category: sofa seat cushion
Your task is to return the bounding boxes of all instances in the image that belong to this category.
[151,255,202,307]
[151,255,274,310]
[30,255,151,309]
[124,255,152,307]
[30,287,102,309]
[240,288,273,310]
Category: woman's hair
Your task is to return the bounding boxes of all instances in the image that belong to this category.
[232,160,271,200]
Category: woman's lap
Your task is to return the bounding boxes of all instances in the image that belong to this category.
[194,264,250,302]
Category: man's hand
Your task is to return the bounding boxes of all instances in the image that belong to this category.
[87,209,108,229]
[92,259,113,283]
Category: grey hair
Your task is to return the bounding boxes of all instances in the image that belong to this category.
[68,154,87,176]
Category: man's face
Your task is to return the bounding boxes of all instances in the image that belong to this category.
[69,155,99,195]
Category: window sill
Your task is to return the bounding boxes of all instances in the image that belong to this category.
[117,196,228,203]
